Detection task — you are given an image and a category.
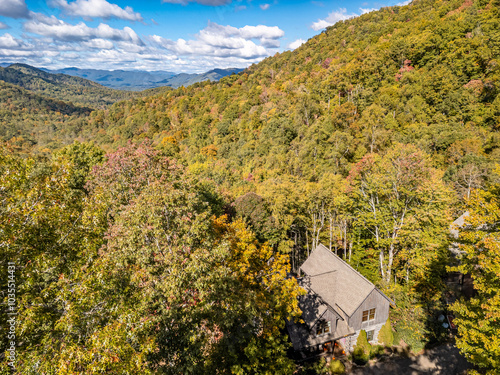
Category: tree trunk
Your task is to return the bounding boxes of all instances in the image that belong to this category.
[386,242,395,284]
[379,248,385,280]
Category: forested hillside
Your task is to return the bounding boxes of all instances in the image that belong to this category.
[0,65,165,151]
[78,0,499,365]
[86,0,499,195]
[0,64,136,108]
[0,80,92,151]
[1,0,500,373]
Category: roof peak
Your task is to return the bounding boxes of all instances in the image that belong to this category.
[312,244,375,288]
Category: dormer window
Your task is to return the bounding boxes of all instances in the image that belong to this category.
[316,320,331,336]
[362,308,376,322]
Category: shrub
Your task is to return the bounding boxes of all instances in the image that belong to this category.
[378,318,394,347]
[353,330,371,365]
[352,347,369,365]
[370,344,385,358]
[328,359,345,374]
[357,330,371,354]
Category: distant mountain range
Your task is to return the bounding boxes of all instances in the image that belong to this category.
[43,66,244,90]
[0,63,135,108]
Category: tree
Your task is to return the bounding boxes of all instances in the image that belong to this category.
[347,144,452,284]
[378,318,394,347]
[232,192,278,244]
[15,142,303,374]
[353,330,371,365]
[0,144,102,374]
[451,171,500,373]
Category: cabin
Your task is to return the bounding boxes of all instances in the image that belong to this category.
[450,211,469,256]
[286,244,394,358]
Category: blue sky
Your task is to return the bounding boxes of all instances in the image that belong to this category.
[0,0,409,73]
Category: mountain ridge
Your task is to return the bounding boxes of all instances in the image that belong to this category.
[43,66,244,90]
[0,63,135,108]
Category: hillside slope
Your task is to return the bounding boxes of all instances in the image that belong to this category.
[82,0,499,194]
[159,68,244,88]
[0,80,91,150]
[0,64,135,108]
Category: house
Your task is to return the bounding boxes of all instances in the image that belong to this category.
[286,244,394,357]
[450,211,469,256]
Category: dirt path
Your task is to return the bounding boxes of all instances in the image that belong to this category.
[348,344,472,375]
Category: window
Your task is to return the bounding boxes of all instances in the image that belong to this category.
[366,330,374,341]
[316,320,331,336]
[362,308,376,322]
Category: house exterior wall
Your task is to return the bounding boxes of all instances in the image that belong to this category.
[348,289,390,331]
[340,289,390,352]
[322,309,341,329]
[344,322,385,352]
[306,309,341,349]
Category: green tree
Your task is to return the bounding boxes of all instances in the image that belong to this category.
[451,170,500,373]
[21,142,303,374]
[378,318,394,347]
[353,330,371,365]
[347,144,453,284]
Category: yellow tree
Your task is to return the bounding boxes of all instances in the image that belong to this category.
[451,172,500,373]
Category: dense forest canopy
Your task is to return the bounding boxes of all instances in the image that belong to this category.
[1,0,500,373]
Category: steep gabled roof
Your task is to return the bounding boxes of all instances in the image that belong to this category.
[297,277,343,329]
[287,278,353,351]
[450,211,470,239]
[300,244,391,317]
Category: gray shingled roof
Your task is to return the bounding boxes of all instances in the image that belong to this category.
[286,317,355,351]
[287,280,353,351]
[300,244,377,317]
[450,211,469,239]
[297,277,343,328]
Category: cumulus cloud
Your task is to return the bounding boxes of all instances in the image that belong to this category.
[311,8,358,31]
[260,4,270,10]
[153,21,283,59]
[25,13,144,45]
[81,38,114,49]
[360,8,376,14]
[0,22,9,30]
[50,0,143,21]
[161,0,231,5]
[0,15,274,73]
[0,33,22,48]
[0,0,30,19]
[287,38,305,50]
[397,0,412,5]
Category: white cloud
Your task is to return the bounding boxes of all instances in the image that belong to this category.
[260,4,270,10]
[153,22,283,60]
[161,0,231,5]
[360,8,376,14]
[0,0,30,19]
[50,0,143,21]
[154,35,268,59]
[0,33,22,48]
[0,48,36,57]
[397,0,412,5]
[81,38,114,49]
[0,22,9,30]
[311,8,358,31]
[0,16,273,73]
[24,13,143,45]
[287,38,305,50]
